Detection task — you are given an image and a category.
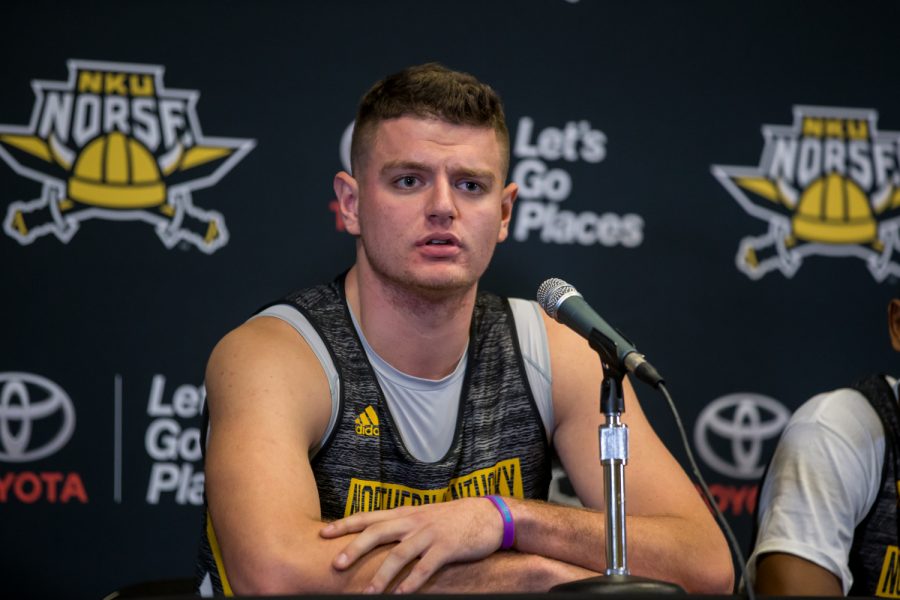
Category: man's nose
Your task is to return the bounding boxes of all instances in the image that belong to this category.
[426,178,458,222]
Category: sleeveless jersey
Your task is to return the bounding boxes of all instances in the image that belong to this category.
[195,278,552,595]
[848,374,900,597]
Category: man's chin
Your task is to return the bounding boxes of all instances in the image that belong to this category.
[406,276,474,297]
[362,258,483,299]
[393,269,479,299]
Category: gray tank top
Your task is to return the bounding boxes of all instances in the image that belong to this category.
[255,298,553,462]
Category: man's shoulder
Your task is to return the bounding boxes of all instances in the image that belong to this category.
[786,385,884,449]
[214,315,314,363]
[206,313,332,408]
[280,279,343,312]
[800,376,896,416]
[796,385,874,420]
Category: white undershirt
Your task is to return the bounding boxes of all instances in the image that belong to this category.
[255,298,553,463]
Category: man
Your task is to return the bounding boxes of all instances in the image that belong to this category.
[749,298,900,596]
[196,63,732,595]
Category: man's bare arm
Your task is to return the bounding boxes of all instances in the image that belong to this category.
[204,317,352,594]
[755,552,842,595]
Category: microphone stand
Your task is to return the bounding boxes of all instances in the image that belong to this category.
[551,360,684,594]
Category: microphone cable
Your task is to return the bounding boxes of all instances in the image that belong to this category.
[658,381,756,600]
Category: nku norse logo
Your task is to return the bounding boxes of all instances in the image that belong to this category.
[0,59,255,253]
[712,106,900,281]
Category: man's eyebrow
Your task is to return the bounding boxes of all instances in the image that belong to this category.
[380,160,432,174]
[379,161,495,182]
[452,167,495,182]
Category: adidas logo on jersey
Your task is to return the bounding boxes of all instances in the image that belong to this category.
[355,405,380,437]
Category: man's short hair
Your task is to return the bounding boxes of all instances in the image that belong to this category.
[350,63,510,178]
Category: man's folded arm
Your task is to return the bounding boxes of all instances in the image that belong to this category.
[318,316,735,595]
[203,317,602,595]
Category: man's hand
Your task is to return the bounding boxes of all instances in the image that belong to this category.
[320,497,507,593]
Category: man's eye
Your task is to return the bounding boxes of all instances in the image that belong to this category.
[396,176,419,188]
[459,181,483,193]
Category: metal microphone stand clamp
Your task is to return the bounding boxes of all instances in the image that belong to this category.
[551,359,684,595]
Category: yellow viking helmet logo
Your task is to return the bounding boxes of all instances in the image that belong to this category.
[793,174,876,244]
[0,59,254,253]
[712,106,900,281]
[68,132,166,208]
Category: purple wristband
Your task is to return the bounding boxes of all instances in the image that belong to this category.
[485,494,515,549]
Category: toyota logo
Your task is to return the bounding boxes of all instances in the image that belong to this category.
[0,372,76,462]
[694,393,790,480]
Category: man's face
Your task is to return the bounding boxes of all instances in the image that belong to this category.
[338,116,516,296]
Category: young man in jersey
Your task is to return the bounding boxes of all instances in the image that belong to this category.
[749,297,900,596]
[196,63,733,595]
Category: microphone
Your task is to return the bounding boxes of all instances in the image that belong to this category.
[536,278,664,387]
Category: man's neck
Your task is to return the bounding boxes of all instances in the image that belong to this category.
[344,265,476,380]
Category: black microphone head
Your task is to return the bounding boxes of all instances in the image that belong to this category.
[536,278,581,319]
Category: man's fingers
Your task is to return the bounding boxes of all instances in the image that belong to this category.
[321,507,413,538]
[323,501,493,590]
[393,548,448,594]
[369,533,433,593]
[332,518,412,570]
[321,514,369,537]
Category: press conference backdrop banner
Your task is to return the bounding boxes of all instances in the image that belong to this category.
[2,1,897,598]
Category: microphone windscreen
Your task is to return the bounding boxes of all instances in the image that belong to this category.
[536,278,578,318]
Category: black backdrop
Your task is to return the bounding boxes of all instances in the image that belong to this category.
[2,1,898,598]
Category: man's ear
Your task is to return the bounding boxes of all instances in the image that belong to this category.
[497,182,518,243]
[888,299,900,352]
[334,171,361,235]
